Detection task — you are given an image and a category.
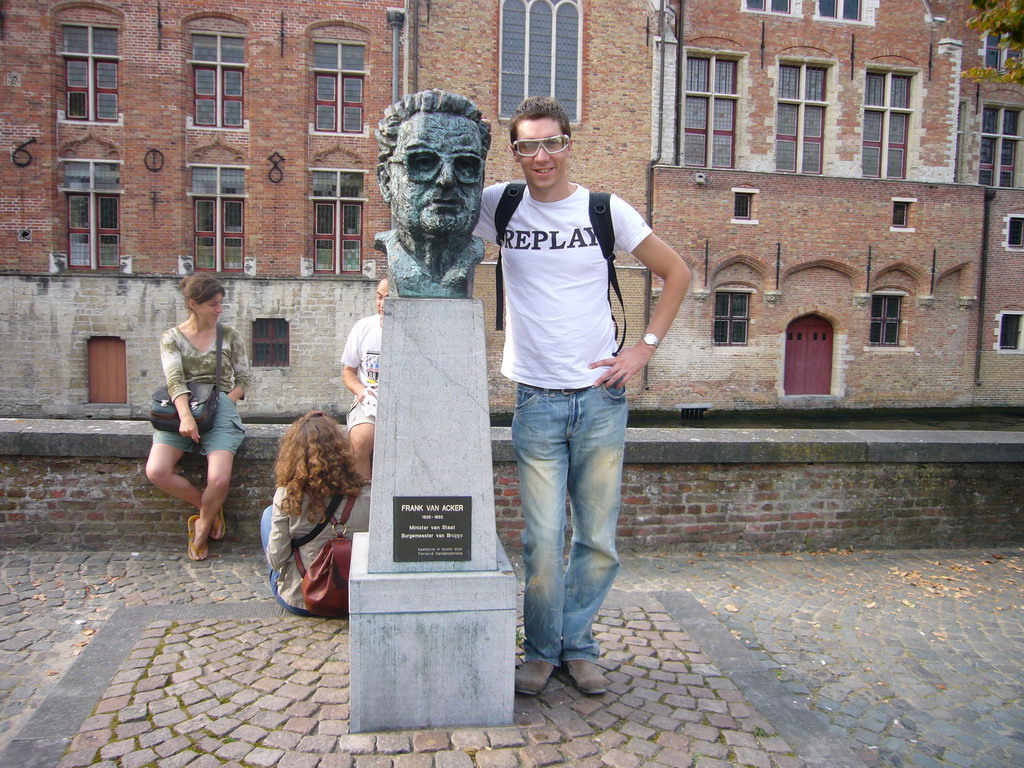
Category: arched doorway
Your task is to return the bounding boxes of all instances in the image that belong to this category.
[784,315,833,395]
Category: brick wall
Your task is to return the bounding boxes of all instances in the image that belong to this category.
[1,455,1020,553]
[1,421,1021,553]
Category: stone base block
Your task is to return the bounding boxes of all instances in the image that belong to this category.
[348,532,517,732]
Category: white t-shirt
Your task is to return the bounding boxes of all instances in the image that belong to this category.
[342,314,383,390]
[475,183,652,389]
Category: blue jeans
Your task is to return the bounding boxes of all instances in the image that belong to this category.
[512,383,628,665]
[260,504,314,617]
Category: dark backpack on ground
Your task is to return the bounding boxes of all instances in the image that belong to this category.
[492,182,626,354]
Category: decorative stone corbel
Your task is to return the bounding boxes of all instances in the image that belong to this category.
[690,288,711,303]
[916,295,936,309]
[763,290,782,305]
[853,293,871,308]
[957,296,977,309]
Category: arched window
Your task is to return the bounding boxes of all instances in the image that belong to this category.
[500,0,580,120]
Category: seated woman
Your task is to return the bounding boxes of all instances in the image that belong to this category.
[146,273,251,561]
[261,411,369,616]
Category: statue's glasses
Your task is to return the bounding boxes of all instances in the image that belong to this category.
[511,134,570,157]
[396,150,484,184]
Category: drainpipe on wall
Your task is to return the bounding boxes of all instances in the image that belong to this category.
[644,0,669,391]
[411,1,420,93]
[974,187,995,386]
[387,9,406,105]
[673,1,685,167]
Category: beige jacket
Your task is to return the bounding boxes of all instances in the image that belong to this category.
[265,485,370,612]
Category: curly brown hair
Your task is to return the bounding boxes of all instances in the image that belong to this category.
[274,412,364,521]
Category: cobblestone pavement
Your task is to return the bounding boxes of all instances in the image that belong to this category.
[617,548,1024,768]
[0,546,1020,768]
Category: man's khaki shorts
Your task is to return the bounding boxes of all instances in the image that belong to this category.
[346,397,376,430]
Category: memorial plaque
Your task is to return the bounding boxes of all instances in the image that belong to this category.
[393,496,472,562]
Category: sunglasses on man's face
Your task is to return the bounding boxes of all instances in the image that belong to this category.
[511,134,570,157]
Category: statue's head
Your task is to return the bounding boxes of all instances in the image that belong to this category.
[376,90,491,242]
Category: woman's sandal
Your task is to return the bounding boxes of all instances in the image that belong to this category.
[187,515,208,561]
[211,507,226,540]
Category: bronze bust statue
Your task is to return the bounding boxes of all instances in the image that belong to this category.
[375,90,491,298]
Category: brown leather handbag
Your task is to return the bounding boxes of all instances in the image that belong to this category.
[291,494,357,617]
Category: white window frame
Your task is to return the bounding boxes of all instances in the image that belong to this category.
[310,168,368,274]
[59,24,121,124]
[983,34,1022,72]
[59,159,122,270]
[188,164,248,272]
[683,53,740,169]
[980,104,1020,188]
[862,70,913,179]
[775,62,829,174]
[188,33,248,130]
[996,311,1023,352]
[1007,215,1024,249]
[311,41,366,135]
[499,0,582,121]
[744,0,800,17]
[731,187,759,224]
[891,196,916,232]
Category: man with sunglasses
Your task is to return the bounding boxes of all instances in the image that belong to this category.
[475,97,691,697]
[375,90,491,297]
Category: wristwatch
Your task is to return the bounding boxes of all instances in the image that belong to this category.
[641,333,660,348]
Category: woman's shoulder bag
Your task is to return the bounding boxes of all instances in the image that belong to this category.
[150,324,222,434]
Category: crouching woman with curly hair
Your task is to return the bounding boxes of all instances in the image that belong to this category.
[261,411,370,616]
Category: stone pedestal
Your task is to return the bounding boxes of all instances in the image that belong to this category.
[349,533,516,731]
[348,298,516,732]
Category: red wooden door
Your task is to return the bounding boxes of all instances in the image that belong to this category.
[88,336,127,403]
[784,315,833,395]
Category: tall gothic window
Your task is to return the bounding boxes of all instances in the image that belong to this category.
[500,0,580,120]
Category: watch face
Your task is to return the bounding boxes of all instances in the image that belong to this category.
[643,333,659,347]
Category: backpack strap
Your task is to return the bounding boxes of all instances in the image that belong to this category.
[493,183,526,332]
[588,193,626,355]
[291,493,354,578]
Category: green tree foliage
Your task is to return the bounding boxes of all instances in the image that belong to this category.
[966,0,1024,83]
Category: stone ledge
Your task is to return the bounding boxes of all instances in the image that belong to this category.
[2,418,1021,464]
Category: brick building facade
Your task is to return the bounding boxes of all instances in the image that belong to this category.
[0,0,1021,419]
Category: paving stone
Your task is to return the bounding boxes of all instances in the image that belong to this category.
[450,729,489,750]
[600,748,642,768]
[412,730,451,751]
[521,743,565,766]
[376,737,411,753]
[474,748,519,768]
[247,746,286,767]
[393,754,433,768]
[122,748,160,768]
[336,729,379,755]
[279,753,322,768]
[434,750,474,768]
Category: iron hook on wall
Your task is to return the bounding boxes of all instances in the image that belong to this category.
[11,137,36,167]
[268,152,285,183]
[144,148,164,172]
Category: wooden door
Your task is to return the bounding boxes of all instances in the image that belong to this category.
[783,315,833,395]
[88,336,127,403]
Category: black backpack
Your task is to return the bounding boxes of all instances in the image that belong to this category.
[492,182,626,354]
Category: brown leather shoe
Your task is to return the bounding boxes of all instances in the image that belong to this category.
[564,659,608,695]
[514,660,555,695]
